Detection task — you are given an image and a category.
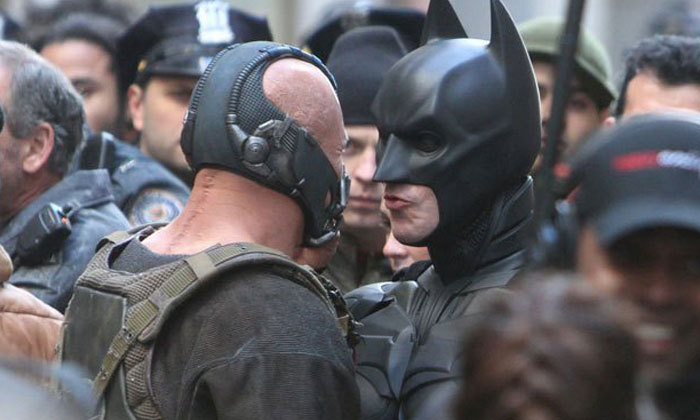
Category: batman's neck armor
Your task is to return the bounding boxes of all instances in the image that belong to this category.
[427,177,534,284]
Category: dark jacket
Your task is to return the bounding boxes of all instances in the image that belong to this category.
[324,234,392,294]
[0,170,129,311]
[656,361,700,420]
[345,179,534,420]
[76,132,190,226]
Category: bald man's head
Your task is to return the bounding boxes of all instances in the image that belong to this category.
[180,44,349,247]
[262,58,345,174]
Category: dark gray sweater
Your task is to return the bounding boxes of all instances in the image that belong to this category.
[112,239,360,420]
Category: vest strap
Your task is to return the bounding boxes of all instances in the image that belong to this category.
[91,241,296,397]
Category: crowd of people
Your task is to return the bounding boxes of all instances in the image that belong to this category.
[0,0,699,419]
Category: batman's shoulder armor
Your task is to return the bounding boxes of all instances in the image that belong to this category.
[344,272,422,420]
[345,256,521,420]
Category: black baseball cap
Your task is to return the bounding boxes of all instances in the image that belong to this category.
[303,3,424,63]
[575,113,700,245]
[326,26,409,125]
[117,1,272,91]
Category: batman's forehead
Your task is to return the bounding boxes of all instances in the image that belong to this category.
[394,38,488,79]
[374,38,493,131]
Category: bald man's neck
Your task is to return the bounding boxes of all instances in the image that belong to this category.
[143,168,304,257]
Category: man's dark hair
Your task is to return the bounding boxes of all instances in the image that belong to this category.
[647,1,700,38]
[32,12,127,72]
[616,35,700,116]
[0,41,85,176]
[26,0,132,45]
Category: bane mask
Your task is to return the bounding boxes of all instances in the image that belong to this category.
[180,41,350,246]
[373,0,540,242]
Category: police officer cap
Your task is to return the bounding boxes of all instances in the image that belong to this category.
[0,12,24,42]
[117,0,272,91]
[304,3,424,62]
[520,17,616,109]
[327,26,409,125]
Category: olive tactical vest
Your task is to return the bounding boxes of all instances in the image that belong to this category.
[58,228,353,419]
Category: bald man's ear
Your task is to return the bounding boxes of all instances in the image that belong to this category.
[604,116,616,128]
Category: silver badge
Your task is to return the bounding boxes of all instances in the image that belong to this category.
[195,0,235,45]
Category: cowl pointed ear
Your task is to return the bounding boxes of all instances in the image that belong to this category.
[488,0,537,101]
[420,0,468,45]
[488,0,525,62]
[488,0,541,159]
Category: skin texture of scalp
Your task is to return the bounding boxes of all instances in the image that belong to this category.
[144,56,345,268]
[263,58,345,176]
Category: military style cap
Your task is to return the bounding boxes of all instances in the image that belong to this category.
[304,3,424,62]
[520,17,616,108]
[117,0,272,91]
[326,26,409,125]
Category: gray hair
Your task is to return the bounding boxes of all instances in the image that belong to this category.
[0,41,84,176]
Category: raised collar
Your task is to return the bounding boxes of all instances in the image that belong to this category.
[0,170,115,256]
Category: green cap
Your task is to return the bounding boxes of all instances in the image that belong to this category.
[520,17,616,108]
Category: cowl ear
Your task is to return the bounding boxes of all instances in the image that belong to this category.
[489,0,542,160]
[488,0,538,103]
[420,0,468,45]
[489,0,526,63]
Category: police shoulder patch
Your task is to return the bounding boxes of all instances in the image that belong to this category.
[128,188,186,226]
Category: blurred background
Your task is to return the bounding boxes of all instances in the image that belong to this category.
[3,0,700,77]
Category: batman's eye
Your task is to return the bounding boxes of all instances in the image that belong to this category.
[415,132,442,153]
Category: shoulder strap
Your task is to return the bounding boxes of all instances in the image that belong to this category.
[94,223,168,253]
[91,242,336,398]
[99,230,132,247]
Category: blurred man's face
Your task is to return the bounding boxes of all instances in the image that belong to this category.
[379,206,429,272]
[383,183,439,245]
[533,60,607,169]
[41,39,120,134]
[578,225,700,382]
[0,108,24,225]
[343,125,384,232]
[0,66,53,225]
[383,231,430,272]
[128,76,197,180]
[622,71,700,117]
